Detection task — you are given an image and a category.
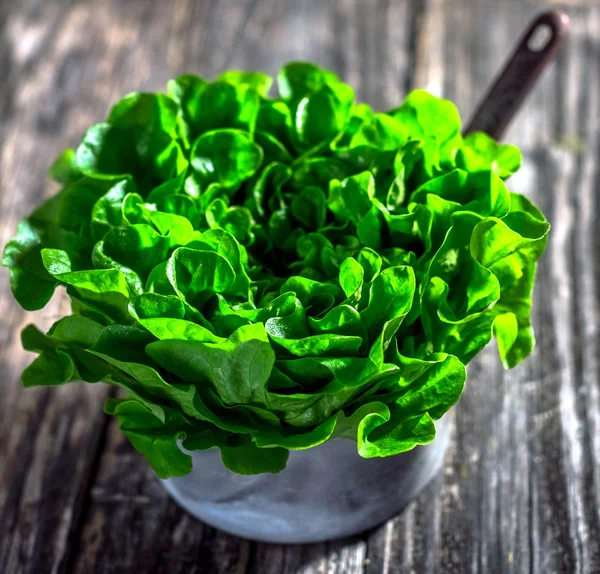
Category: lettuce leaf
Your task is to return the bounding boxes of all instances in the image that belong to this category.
[2,62,549,477]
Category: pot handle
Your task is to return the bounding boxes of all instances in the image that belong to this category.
[463,10,570,140]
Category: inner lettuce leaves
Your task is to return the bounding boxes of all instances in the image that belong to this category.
[2,63,549,478]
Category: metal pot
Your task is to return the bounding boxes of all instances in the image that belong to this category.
[161,415,451,544]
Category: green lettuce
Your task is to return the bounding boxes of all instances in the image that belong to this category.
[2,63,548,478]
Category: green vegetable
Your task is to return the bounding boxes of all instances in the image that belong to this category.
[3,62,548,478]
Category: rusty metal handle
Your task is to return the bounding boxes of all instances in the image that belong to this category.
[464,10,570,140]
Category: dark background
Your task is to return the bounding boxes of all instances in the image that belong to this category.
[0,0,599,573]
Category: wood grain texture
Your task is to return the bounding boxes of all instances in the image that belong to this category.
[0,0,598,573]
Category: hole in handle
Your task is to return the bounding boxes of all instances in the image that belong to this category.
[527,23,554,52]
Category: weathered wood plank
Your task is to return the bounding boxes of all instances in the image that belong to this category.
[67,419,253,574]
[364,2,600,574]
[0,0,119,572]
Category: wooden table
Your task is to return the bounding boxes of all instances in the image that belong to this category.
[1,0,599,572]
